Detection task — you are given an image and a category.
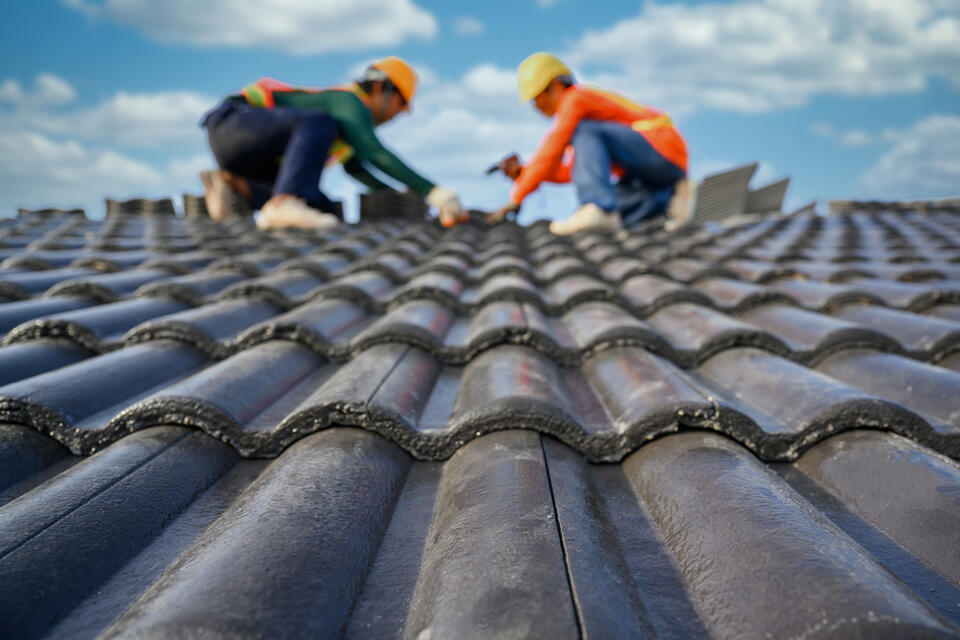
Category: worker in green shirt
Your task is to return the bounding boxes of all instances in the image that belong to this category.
[199,57,466,229]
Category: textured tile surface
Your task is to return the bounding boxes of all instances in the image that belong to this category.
[1,205,960,638]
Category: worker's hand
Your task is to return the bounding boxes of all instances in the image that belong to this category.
[488,200,521,223]
[501,155,522,180]
[427,185,468,228]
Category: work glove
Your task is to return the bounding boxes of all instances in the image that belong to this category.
[427,185,468,227]
[488,200,521,224]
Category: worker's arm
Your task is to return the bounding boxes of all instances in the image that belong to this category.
[343,157,393,191]
[509,89,584,204]
[333,95,436,196]
[544,150,573,183]
[275,90,436,196]
[275,90,466,223]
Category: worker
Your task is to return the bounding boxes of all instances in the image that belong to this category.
[199,57,466,229]
[491,52,694,234]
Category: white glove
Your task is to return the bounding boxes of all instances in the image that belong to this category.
[427,185,465,226]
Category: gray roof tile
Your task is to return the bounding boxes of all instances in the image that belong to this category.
[1,204,960,637]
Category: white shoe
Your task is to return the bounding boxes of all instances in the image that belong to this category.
[199,170,247,222]
[549,203,623,235]
[665,178,697,231]
[256,196,339,230]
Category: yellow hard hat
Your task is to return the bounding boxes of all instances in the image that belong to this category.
[369,56,418,106]
[516,52,571,102]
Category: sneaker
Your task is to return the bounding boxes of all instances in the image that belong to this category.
[256,195,339,230]
[549,203,623,235]
[665,178,697,231]
[199,169,247,222]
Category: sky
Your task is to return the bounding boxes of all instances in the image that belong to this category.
[0,0,958,222]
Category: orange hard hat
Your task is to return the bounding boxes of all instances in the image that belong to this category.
[369,56,418,106]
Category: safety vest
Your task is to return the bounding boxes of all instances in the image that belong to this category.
[588,87,675,133]
[240,78,368,166]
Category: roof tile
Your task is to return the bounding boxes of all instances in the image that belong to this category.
[2,205,960,636]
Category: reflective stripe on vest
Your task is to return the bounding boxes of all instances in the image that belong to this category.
[239,79,369,166]
[240,78,295,108]
[326,140,354,166]
[589,87,674,134]
[631,114,673,132]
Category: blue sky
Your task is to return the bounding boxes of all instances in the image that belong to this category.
[1,0,957,221]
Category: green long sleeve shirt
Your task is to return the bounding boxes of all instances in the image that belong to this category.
[342,157,392,192]
[268,87,435,196]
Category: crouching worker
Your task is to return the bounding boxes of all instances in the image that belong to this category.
[199,57,465,229]
[491,53,694,234]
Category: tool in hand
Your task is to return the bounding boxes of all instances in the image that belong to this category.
[485,153,521,179]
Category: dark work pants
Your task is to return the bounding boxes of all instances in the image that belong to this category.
[200,100,339,211]
[571,119,686,225]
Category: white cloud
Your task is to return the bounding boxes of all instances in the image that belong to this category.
[0,78,214,148]
[0,130,213,216]
[0,80,22,104]
[460,65,516,98]
[0,74,77,107]
[167,153,217,185]
[30,90,214,146]
[857,114,960,198]
[564,0,960,114]
[454,16,485,36]
[810,122,880,147]
[0,73,215,216]
[64,0,438,55]
[34,74,77,105]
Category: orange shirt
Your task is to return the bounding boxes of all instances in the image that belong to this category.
[510,85,688,204]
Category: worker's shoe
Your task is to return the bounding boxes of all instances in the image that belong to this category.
[664,178,697,231]
[200,170,248,222]
[549,203,623,235]
[256,195,339,230]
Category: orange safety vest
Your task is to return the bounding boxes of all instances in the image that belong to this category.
[240,78,369,167]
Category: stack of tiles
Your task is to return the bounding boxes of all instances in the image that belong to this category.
[359,189,429,221]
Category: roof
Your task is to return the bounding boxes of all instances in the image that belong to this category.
[2,202,960,638]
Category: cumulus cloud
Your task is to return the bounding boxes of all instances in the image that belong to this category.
[0,74,213,148]
[63,0,438,55]
[460,65,516,98]
[27,90,215,146]
[0,73,215,216]
[810,122,884,147]
[0,74,77,107]
[0,130,212,216]
[0,80,23,104]
[453,16,485,36]
[564,0,960,114]
[33,74,78,105]
[857,114,960,198]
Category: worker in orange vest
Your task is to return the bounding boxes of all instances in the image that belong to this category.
[199,57,466,229]
[491,53,695,234]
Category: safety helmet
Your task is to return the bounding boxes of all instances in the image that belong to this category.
[367,56,418,106]
[516,52,571,102]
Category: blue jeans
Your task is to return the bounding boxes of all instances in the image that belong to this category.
[572,119,685,223]
[201,100,339,211]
